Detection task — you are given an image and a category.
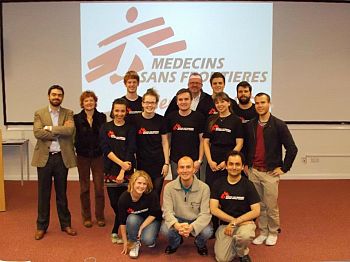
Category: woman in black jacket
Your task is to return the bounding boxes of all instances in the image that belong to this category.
[74,91,106,228]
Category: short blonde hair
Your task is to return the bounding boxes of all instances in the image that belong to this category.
[127,170,153,194]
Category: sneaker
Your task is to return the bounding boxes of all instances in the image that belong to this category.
[239,255,252,262]
[147,243,156,248]
[265,234,278,246]
[252,234,267,245]
[129,241,141,259]
[111,233,124,244]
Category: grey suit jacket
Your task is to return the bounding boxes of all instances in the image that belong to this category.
[31,106,77,168]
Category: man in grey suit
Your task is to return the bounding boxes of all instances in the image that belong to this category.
[32,84,77,240]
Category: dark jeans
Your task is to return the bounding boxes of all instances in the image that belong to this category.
[107,186,127,234]
[36,153,71,231]
[77,155,105,221]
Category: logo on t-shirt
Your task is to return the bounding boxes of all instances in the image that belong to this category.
[172,123,194,131]
[220,191,245,200]
[107,130,126,140]
[211,125,231,133]
[127,207,149,214]
[208,108,217,115]
[138,127,160,135]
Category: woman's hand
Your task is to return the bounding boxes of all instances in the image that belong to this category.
[121,242,128,255]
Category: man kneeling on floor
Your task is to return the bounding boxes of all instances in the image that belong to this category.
[161,156,213,256]
[210,150,260,262]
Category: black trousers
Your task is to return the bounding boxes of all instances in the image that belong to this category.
[107,186,127,234]
[36,153,71,231]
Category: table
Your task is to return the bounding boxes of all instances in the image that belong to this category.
[2,139,30,186]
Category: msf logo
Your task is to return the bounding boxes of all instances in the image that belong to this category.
[85,7,187,84]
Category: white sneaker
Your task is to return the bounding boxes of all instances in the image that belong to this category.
[147,242,156,248]
[111,233,123,244]
[252,234,268,245]
[265,234,278,246]
[129,241,141,259]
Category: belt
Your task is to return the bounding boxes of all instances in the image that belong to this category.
[253,166,268,172]
[49,151,61,156]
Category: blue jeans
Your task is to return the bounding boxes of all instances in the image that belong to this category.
[126,214,161,246]
[161,217,213,249]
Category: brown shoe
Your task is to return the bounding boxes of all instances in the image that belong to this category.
[97,220,105,227]
[83,220,93,228]
[61,227,77,236]
[35,230,45,240]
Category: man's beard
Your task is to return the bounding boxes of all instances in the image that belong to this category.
[49,99,62,107]
[238,96,250,105]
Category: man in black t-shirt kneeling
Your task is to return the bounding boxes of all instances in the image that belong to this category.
[210,151,260,262]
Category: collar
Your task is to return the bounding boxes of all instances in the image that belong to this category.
[49,105,60,113]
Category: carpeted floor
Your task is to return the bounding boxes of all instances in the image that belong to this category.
[0,180,350,262]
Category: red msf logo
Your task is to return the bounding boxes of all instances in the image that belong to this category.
[173,123,181,131]
[138,127,146,134]
[211,124,219,132]
[85,7,187,84]
[220,191,230,199]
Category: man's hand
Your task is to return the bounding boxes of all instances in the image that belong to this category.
[63,120,74,127]
[224,224,234,237]
[271,167,284,177]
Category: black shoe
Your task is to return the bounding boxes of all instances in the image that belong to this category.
[165,237,183,254]
[196,245,208,256]
[240,255,252,262]
[165,245,178,254]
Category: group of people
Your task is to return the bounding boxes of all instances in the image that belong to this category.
[31,70,298,262]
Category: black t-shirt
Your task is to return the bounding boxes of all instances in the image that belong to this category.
[100,121,136,184]
[203,114,243,162]
[118,190,162,225]
[134,113,167,164]
[211,176,260,224]
[122,95,143,114]
[233,104,258,124]
[122,95,143,125]
[166,110,205,162]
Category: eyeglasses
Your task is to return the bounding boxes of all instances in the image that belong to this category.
[189,82,202,85]
[143,101,156,105]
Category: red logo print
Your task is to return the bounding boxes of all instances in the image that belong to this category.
[127,208,134,214]
[108,130,115,137]
[85,7,187,84]
[208,108,217,115]
[220,191,230,199]
[138,127,146,134]
[211,124,219,132]
[173,123,181,131]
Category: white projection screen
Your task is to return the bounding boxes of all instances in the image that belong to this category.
[2,2,350,124]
